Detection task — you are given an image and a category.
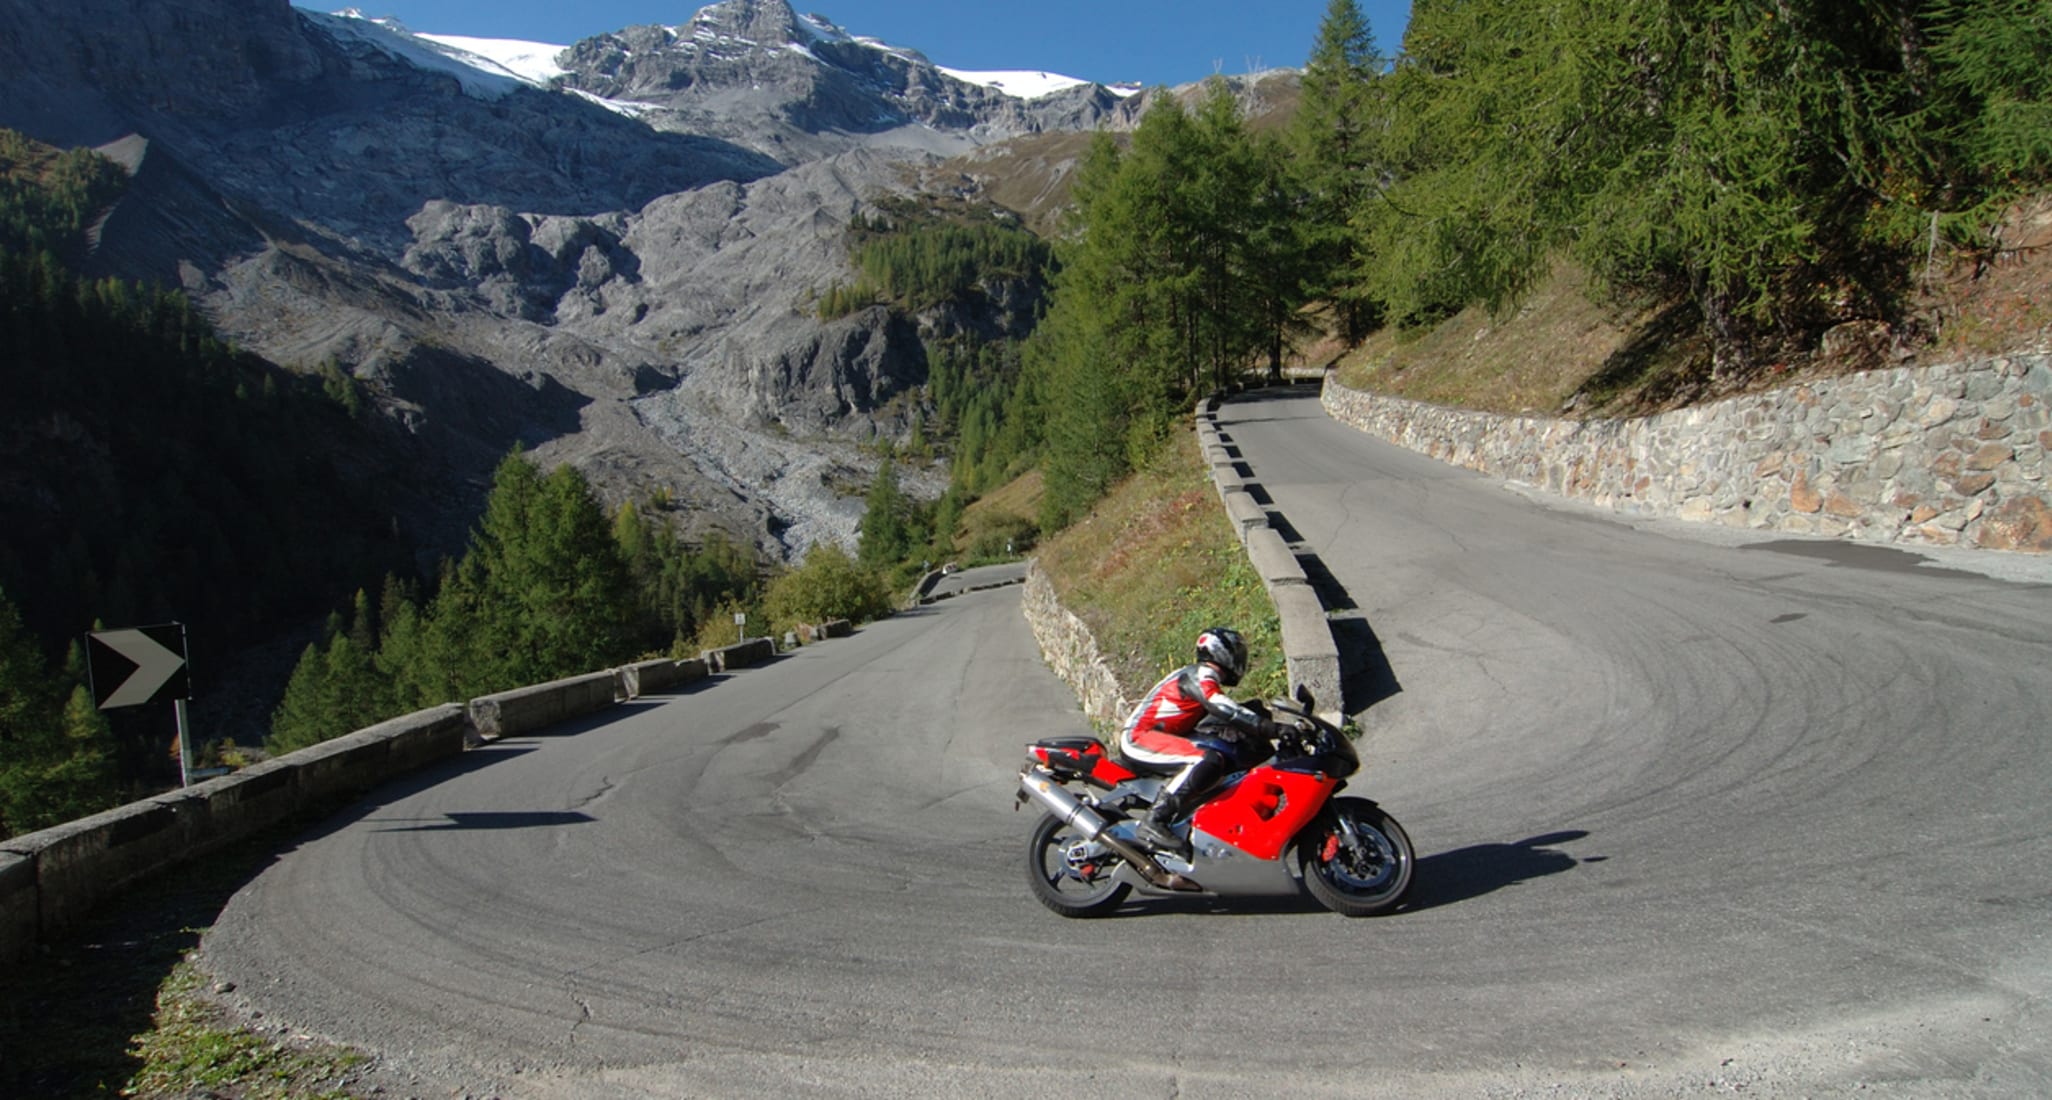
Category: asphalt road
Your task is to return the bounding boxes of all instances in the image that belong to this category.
[924,560,1026,600]
[204,390,2052,1097]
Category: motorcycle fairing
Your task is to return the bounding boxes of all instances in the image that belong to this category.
[1190,766,1340,862]
[1179,829,1302,895]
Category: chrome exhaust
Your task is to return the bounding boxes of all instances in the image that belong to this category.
[1019,769,1110,836]
[1018,769,1199,891]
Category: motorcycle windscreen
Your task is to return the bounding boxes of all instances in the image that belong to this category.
[1190,768,1338,862]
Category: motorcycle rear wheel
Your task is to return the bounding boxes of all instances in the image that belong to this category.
[1299,797,1414,916]
[1025,812,1131,918]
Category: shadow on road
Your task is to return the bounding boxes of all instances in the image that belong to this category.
[370,810,597,833]
[1085,831,1593,919]
[1331,615,1402,714]
[1098,892,1331,920]
[1402,830,1591,912]
[1249,513,1403,716]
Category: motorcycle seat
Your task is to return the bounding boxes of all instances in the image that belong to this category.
[1116,754,1181,777]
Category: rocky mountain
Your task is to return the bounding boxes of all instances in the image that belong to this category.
[0,0,1237,562]
[552,0,1134,163]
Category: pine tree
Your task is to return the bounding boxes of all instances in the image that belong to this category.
[267,642,334,754]
[858,457,912,568]
[473,459,635,688]
[0,590,59,836]
[1923,0,2052,224]
[374,583,433,713]
[1244,130,1320,379]
[1291,0,1384,341]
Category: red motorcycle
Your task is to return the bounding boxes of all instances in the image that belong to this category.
[1016,688,1414,917]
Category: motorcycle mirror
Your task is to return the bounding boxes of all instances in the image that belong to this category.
[1294,683,1315,710]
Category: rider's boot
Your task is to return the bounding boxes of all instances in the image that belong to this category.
[1133,796,1189,857]
[1134,753,1224,857]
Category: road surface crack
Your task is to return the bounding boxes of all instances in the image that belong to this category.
[568,993,593,1045]
[569,776,616,810]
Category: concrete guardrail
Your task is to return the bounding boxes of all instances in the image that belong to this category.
[704,637,776,672]
[1195,389,1346,723]
[0,623,862,961]
[2,704,468,949]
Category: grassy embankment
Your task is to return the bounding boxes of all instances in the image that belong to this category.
[1013,430,1289,712]
[1334,214,2052,421]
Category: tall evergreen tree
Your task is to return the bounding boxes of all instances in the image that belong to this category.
[1291,0,1384,341]
[1244,130,1321,379]
[1924,0,2052,224]
[0,592,118,836]
[858,456,913,568]
[1027,86,1298,525]
[266,641,335,754]
[1029,133,1135,530]
[471,457,636,689]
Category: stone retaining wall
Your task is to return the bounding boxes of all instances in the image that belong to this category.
[1018,564,1132,730]
[1321,356,2052,553]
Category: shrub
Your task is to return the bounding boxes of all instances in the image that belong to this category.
[761,544,892,635]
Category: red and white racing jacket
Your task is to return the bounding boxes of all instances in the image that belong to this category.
[1118,663,1266,767]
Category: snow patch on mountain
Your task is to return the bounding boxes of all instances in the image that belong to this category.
[938,68,1093,100]
[314,9,550,97]
[414,33,570,84]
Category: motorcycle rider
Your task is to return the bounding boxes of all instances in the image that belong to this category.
[1120,626,1285,855]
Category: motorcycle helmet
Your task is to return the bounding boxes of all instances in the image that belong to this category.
[1195,627,1248,687]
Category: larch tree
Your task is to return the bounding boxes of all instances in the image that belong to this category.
[1290,0,1385,341]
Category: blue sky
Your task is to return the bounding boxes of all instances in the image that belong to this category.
[336,1,1413,89]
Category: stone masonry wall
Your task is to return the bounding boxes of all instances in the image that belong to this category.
[1321,355,2052,553]
[1019,562,1132,731]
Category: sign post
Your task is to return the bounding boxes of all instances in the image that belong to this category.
[734,610,747,645]
[87,623,194,786]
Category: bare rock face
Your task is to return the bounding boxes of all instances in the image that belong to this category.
[555,0,1127,162]
[747,307,929,433]
[0,0,1107,560]
[0,0,322,146]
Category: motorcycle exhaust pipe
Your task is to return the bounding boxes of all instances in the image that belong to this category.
[1018,770,1197,891]
[1019,769,1110,837]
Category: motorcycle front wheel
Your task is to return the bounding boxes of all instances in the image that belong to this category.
[1299,797,1414,916]
[1025,811,1131,918]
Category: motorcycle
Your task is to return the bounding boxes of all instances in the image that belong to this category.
[1015,687,1414,917]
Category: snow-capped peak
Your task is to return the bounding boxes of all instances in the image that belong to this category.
[315,3,1121,105]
